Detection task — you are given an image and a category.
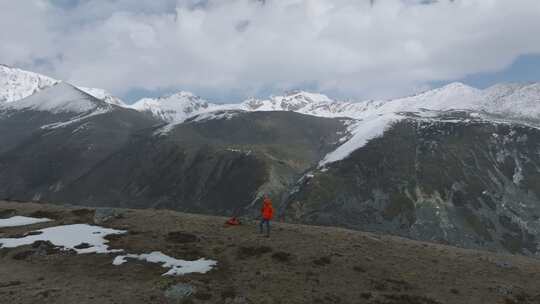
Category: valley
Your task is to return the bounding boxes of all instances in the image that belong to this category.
[2,65,540,257]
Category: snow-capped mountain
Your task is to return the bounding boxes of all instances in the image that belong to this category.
[129,91,216,123]
[0,82,110,115]
[4,66,540,257]
[0,65,126,107]
[133,83,540,166]
[131,90,370,125]
[242,91,333,112]
[389,82,483,112]
[4,64,540,167]
[236,83,499,122]
[239,91,377,118]
[77,87,126,107]
[356,81,540,121]
[0,65,59,103]
[239,82,540,123]
[481,83,540,118]
[301,82,540,165]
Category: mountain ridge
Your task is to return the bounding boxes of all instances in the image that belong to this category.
[0,65,126,107]
[3,66,540,256]
[4,65,540,169]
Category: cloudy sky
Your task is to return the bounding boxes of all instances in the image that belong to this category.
[1,0,540,103]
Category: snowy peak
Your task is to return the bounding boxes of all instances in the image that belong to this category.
[1,82,109,114]
[276,90,333,108]
[392,82,482,111]
[77,87,126,106]
[243,91,333,112]
[397,81,540,119]
[428,82,481,99]
[480,82,540,118]
[241,82,540,124]
[0,64,126,107]
[319,82,540,166]
[0,65,59,103]
[274,91,333,111]
[130,91,213,123]
[437,81,477,92]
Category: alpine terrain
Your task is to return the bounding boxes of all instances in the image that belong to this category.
[2,65,540,258]
[2,201,540,304]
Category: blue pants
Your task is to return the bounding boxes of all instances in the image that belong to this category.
[259,219,270,235]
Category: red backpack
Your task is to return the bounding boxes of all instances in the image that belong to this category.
[226,217,241,226]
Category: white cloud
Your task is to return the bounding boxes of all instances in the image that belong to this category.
[1,0,539,101]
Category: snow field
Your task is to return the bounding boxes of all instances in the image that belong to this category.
[0,217,217,276]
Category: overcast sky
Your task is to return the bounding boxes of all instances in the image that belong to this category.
[1,0,540,103]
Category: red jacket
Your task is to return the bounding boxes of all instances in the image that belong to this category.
[261,198,274,220]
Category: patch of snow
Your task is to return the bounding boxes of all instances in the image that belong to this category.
[513,156,524,185]
[32,193,42,201]
[0,216,51,228]
[0,220,217,277]
[319,113,400,166]
[113,251,217,276]
[71,122,91,134]
[0,224,126,254]
[226,148,252,155]
[41,107,110,129]
[190,110,240,122]
[154,109,243,135]
[153,123,176,136]
[49,181,64,192]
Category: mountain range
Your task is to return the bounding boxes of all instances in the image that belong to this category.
[2,64,540,256]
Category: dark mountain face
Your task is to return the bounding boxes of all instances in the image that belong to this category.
[0,109,347,216]
[0,109,76,154]
[0,106,160,202]
[54,111,347,215]
[283,111,540,255]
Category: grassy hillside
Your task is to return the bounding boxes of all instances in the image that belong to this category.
[1,201,540,303]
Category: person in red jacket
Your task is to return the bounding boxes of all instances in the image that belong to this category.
[259,195,274,237]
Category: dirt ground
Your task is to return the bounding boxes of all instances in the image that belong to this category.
[1,201,540,304]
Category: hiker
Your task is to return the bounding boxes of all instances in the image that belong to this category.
[259,195,274,237]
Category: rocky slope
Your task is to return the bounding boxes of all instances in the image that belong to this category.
[0,94,347,216]
[2,201,540,304]
[131,83,540,166]
[0,82,155,154]
[284,111,540,256]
